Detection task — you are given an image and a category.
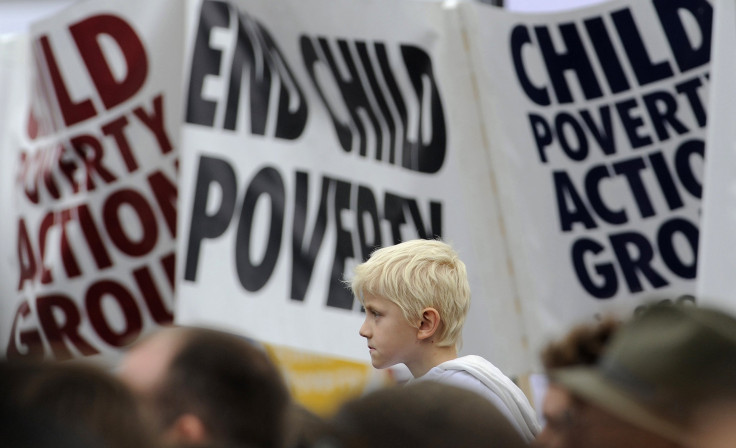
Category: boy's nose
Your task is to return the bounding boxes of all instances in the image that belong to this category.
[359,320,370,338]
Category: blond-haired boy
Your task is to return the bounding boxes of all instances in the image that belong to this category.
[350,239,539,442]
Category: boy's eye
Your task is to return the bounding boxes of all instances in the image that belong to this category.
[372,311,381,317]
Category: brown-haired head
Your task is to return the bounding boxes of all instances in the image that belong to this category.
[541,316,621,371]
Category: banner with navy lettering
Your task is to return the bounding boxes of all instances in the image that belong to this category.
[1,0,185,362]
[697,0,736,311]
[464,0,710,359]
[175,0,530,373]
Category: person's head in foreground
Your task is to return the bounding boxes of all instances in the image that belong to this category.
[118,326,291,448]
[547,302,736,448]
[2,359,155,448]
[320,381,527,448]
[534,316,621,448]
[350,238,470,377]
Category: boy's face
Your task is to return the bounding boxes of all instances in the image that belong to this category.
[359,292,419,370]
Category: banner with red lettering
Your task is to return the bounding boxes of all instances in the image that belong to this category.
[464,0,710,359]
[697,0,736,311]
[1,0,185,363]
[175,0,530,374]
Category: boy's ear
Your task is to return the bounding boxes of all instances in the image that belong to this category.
[417,307,441,341]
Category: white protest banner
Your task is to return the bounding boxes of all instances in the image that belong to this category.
[697,0,736,311]
[463,0,711,363]
[1,0,185,362]
[0,35,30,354]
[176,0,529,374]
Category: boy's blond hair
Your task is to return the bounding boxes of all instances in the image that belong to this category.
[350,239,471,349]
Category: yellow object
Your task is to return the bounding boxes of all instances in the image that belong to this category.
[263,343,394,416]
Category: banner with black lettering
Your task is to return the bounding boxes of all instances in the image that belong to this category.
[464,0,710,359]
[697,0,736,311]
[1,0,185,362]
[176,0,530,373]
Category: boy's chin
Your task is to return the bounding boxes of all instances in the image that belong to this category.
[371,358,397,370]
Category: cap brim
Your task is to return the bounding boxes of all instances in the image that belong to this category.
[552,367,691,444]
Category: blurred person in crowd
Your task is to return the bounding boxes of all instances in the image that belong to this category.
[349,238,539,441]
[692,399,736,448]
[0,360,94,448]
[319,381,528,448]
[533,316,621,448]
[119,326,291,448]
[692,401,736,448]
[5,359,156,448]
[674,302,736,448]
[543,302,736,448]
[283,403,331,448]
[0,359,46,407]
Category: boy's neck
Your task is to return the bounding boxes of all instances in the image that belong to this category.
[407,345,458,378]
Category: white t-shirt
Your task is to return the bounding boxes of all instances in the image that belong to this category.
[414,355,540,442]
